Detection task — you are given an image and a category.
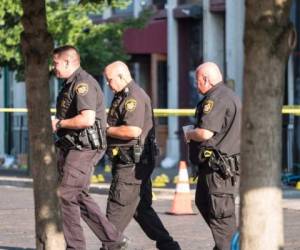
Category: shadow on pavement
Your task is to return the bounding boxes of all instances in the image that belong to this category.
[0,247,34,250]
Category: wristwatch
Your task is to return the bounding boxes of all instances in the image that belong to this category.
[56,119,62,130]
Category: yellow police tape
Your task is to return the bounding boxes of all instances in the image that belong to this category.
[0,108,57,113]
[1,106,300,116]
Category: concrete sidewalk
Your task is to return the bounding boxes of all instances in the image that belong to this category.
[0,185,300,250]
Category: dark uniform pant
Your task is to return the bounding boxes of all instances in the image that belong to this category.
[106,165,181,250]
[195,167,237,250]
[57,149,123,250]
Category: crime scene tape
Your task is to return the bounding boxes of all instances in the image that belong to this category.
[0,108,57,113]
[0,106,300,116]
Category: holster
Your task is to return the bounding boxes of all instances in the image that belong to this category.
[55,134,82,151]
[119,147,134,164]
[78,119,107,150]
[140,138,159,165]
[189,144,240,186]
[107,144,143,165]
[95,119,107,150]
[203,148,240,185]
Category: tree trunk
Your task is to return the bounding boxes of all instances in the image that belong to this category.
[20,1,65,249]
[241,1,295,250]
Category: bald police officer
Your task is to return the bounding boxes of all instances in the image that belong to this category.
[51,46,127,250]
[104,61,181,250]
[185,62,241,250]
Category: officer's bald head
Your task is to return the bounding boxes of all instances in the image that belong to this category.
[196,62,223,85]
[104,61,133,92]
[195,62,223,94]
[104,61,132,82]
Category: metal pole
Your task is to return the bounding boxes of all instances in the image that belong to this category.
[4,66,10,154]
[225,0,245,97]
[287,55,295,173]
[161,0,180,169]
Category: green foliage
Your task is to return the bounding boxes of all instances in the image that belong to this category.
[76,8,153,75]
[0,0,23,70]
[0,0,150,77]
[79,0,129,8]
[77,23,130,76]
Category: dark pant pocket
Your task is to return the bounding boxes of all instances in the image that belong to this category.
[209,193,235,219]
[109,180,140,206]
[61,167,86,188]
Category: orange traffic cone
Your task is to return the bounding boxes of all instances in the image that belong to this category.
[166,161,196,215]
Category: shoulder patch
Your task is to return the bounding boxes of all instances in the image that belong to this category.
[125,98,137,112]
[76,83,89,96]
[203,100,214,114]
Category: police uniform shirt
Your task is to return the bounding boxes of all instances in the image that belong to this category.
[107,81,152,145]
[56,67,106,137]
[195,83,241,155]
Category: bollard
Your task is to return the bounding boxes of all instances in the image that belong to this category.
[231,231,240,250]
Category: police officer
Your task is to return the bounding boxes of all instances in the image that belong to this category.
[104,61,181,250]
[51,45,127,250]
[185,62,241,250]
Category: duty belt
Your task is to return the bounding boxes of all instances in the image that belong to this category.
[198,147,240,185]
[55,119,107,151]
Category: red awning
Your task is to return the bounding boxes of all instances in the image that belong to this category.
[210,0,225,12]
[123,19,167,54]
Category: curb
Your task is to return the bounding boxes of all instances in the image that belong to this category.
[0,176,194,199]
[0,176,33,188]
[1,177,299,205]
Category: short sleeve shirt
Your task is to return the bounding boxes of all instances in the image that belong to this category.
[107,82,144,127]
[56,67,106,137]
[107,81,152,145]
[195,83,241,155]
[75,82,97,112]
[196,96,227,134]
[122,92,145,128]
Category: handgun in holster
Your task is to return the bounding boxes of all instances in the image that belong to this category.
[55,134,82,151]
[228,154,240,185]
[119,147,134,164]
[86,120,107,150]
[95,119,107,150]
[199,147,235,181]
[148,130,159,157]
[87,127,101,149]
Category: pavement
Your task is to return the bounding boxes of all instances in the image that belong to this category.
[0,167,300,250]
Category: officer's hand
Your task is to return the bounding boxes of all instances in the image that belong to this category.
[52,119,59,132]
